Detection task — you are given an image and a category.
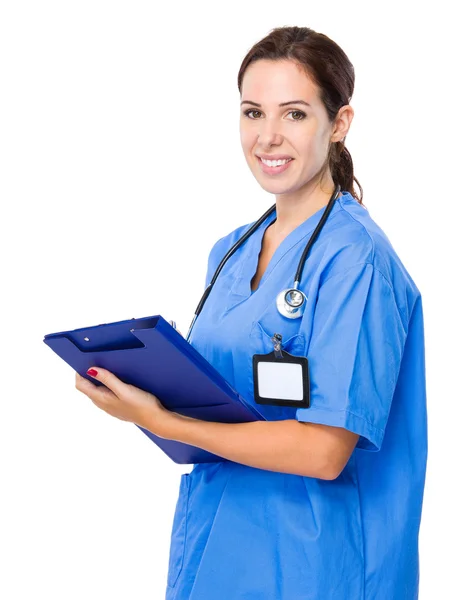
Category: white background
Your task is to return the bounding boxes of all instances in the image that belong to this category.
[1,1,465,598]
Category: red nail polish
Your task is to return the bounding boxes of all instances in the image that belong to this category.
[87,368,98,376]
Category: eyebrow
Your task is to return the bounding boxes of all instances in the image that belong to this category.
[240,99,311,108]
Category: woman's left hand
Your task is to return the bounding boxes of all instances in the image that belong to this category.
[75,367,173,438]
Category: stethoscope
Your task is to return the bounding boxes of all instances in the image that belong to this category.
[184,183,341,343]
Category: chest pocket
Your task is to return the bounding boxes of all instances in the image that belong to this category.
[249,313,307,357]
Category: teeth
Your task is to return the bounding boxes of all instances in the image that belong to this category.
[261,158,292,167]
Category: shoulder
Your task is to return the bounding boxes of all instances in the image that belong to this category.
[320,192,422,320]
[324,193,417,283]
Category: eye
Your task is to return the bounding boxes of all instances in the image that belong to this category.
[288,110,306,121]
[243,109,262,119]
[243,109,306,121]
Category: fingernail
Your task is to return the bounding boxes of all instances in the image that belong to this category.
[87,368,98,376]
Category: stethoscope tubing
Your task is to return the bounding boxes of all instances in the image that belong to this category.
[186,183,341,342]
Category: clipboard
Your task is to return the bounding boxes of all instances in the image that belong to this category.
[43,314,265,464]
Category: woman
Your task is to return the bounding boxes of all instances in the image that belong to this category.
[76,26,428,599]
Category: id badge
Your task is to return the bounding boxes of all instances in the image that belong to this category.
[252,332,310,408]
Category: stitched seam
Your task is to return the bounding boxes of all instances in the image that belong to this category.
[373,267,408,335]
[320,261,408,335]
[352,453,366,600]
[320,261,374,285]
[301,405,385,437]
[169,475,192,588]
[292,204,343,247]
[337,196,376,263]
[262,209,343,285]
[337,197,410,332]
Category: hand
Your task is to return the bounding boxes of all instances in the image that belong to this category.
[75,367,172,437]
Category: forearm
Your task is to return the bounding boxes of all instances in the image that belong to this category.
[147,410,331,479]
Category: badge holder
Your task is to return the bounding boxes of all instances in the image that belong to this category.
[252,333,310,408]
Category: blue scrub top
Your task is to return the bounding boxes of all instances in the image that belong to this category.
[165,191,428,600]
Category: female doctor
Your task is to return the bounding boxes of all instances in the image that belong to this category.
[75,26,428,600]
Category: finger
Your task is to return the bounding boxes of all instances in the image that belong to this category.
[76,371,115,405]
[75,372,90,387]
[88,394,127,421]
[75,371,98,394]
[85,367,127,397]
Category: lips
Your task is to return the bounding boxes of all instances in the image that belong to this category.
[256,156,294,175]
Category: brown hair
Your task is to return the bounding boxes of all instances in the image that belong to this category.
[237,26,363,205]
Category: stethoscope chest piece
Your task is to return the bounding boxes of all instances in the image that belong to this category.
[276,287,307,319]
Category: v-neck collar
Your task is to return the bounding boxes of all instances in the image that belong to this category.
[230,195,343,300]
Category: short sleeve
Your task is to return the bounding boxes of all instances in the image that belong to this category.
[296,262,408,452]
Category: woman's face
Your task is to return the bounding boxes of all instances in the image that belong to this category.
[239,59,350,196]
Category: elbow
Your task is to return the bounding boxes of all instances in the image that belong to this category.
[302,463,340,481]
[301,457,342,481]
[308,456,347,481]
[295,420,357,480]
[320,463,343,481]
[321,453,355,480]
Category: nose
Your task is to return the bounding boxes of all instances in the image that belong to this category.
[256,121,284,148]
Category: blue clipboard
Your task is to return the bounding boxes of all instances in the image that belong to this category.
[43,314,265,464]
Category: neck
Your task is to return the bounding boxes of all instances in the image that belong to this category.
[272,173,339,238]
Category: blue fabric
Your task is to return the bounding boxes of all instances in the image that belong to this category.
[165,192,428,600]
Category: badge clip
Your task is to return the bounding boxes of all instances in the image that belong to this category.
[271,333,283,359]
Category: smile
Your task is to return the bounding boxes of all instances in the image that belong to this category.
[257,156,294,175]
